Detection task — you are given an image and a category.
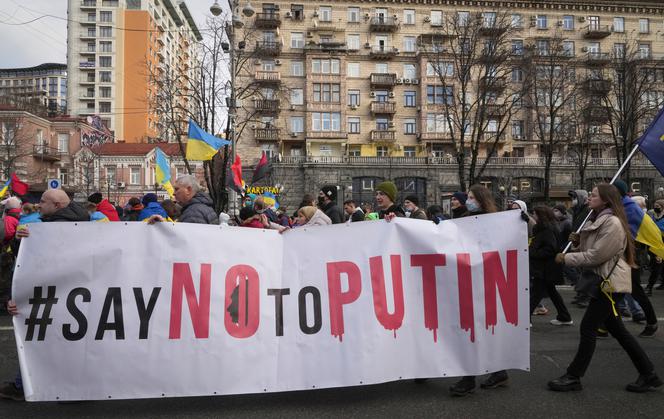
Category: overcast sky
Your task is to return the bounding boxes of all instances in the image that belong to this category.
[0,0,222,68]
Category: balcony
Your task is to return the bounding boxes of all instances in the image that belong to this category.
[370,46,399,59]
[79,78,96,85]
[79,93,95,101]
[370,73,397,87]
[32,145,62,161]
[80,31,97,39]
[369,16,399,32]
[254,99,280,114]
[370,130,397,143]
[418,132,453,143]
[79,61,96,69]
[478,24,508,37]
[370,101,396,115]
[583,106,610,122]
[306,40,347,52]
[485,104,507,117]
[584,52,611,66]
[255,41,282,57]
[581,79,612,95]
[254,70,281,84]
[80,47,96,55]
[254,128,280,142]
[583,24,612,39]
[307,131,348,140]
[479,77,506,92]
[254,12,281,29]
[81,0,97,9]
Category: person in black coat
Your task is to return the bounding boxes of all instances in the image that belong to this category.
[529,206,572,325]
[318,185,345,224]
[374,181,405,219]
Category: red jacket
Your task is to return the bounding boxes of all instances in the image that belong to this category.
[241,219,265,229]
[96,199,120,221]
[2,208,21,243]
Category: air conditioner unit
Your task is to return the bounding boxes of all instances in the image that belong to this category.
[416,106,421,112]
[117,182,126,188]
[275,59,281,65]
[581,46,588,52]
[289,105,295,110]
[364,42,371,49]
[404,78,411,84]
[307,31,313,38]
[412,79,419,84]
[416,132,421,139]
[389,92,395,98]
[557,20,563,27]
[290,132,298,137]
[285,11,292,18]
[514,134,522,140]
[350,104,358,110]
[424,16,430,23]
[370,92,376,97]
[254,59,262,65]
[251,124,257,129]
[395,78,403,84]
[578,16,586,23]
[365,13,370,19]
[388,121,395,128]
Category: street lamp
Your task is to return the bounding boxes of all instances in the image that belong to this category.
[210,1,223,16]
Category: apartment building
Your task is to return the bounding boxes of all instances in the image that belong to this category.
[66,0,201,143]
[232,0,664,208]
[0,63,68,114]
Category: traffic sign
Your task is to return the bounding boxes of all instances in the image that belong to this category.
[48,179,61,189]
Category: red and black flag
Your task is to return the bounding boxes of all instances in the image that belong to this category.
[251,151,272,184]
[227,154,245,193]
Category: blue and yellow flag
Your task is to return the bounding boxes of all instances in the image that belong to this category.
[186,119,230,161]
[0,178,10,199]
[623,196,664,259]
[638,106,664,177]
[155,147,174,198]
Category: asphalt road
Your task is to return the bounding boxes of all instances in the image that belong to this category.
[1,287,663,418]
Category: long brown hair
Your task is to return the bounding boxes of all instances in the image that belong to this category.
[595,183,636,267]
[469,184,497,213]
[533,206,557,230]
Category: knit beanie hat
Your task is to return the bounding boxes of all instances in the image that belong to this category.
[613,179,629,197]
[142,193,158,206]
[87,192,103,204]
[375,181,397,203]
[452,192,467,205]
[1,196,21,210]
[320,185,337,202]
[298,206,317,221]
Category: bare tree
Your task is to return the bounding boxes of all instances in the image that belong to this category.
[422,11,522,191]
[0,113,48,180]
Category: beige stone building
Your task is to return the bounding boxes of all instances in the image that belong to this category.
[231,0,664,208]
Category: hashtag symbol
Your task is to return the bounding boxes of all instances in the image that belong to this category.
[25,286,58,341]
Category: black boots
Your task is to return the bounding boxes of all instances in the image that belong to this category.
[626,373,663,393]
[548,374,582,392]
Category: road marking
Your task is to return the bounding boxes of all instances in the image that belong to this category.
[0,326,14,331]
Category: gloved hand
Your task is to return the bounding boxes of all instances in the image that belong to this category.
[555,253,566,265]
[520,211,530,222]
[568,232,580,247]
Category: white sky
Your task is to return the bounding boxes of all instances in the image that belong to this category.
[0,0,221,68]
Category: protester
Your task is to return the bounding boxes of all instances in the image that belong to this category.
[510,200,535,237]
[160,199,180,221]
[529,206,573,326]
[449,184,506,396]
[138,193,168,221]
[568,189,592,308]
[295,206,332,227]
[403,195,427,220]
[18,203,41,225]
[238,206,264,229]
[375,181,404,219]
[87,192,120,221]
[646,198,664,294]
[122,197,144,222]
[553,204,572,248]
[318,185,344,224]
[86,202,109,222]
[343,200,365,222]
[1,197,21,244]
[148,175,218,224]
[426,205,447,224]
[450,192,468,219]
[549,184,661,392]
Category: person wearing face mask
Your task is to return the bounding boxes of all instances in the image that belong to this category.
[317,185,345,224]
[403,195,427,220]
[646,199,664,295]
[553,205,573,250]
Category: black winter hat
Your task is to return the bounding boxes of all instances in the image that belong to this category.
[88,192,103,204]
[613,179,629,197]
[320,185,337,202]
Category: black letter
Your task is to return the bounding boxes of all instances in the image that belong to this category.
[95,287,125,340]
[133,287,161,339]
[62,288,90,341]
[298,286,322,334]
[267,288,290,336]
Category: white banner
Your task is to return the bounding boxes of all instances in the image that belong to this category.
[12,211,529,401]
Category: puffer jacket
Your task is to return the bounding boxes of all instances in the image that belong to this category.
[305,209,332,227]
[96,199,120,221]
[138,201,168,221]
[563,210,631,293]
[179,192,219,224]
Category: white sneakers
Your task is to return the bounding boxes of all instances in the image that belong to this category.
[550,319,574,326]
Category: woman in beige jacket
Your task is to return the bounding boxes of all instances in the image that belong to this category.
[548,183,661,393]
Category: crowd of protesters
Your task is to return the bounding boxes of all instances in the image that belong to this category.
[0,174,663,400]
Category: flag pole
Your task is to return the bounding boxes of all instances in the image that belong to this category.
[562,143,641,253]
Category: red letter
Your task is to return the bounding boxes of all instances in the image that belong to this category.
[327,261,362,342]
[456,253,475,342]
[224,265,260,339]
[483,250,519,332]
[169,263,211,339]
[369,255,405,337]
[410,254,446,342]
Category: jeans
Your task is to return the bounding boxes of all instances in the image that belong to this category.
[567,293,654,378]
[617,294,643,316]
[14,370,22,390]
[630,268,658,326]
[530,276,572,322]
[564,266,580,286]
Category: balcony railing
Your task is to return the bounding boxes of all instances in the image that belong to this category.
[32,145,62,161]
[584,52,611,65]
[254,12,281,28]
[370,73,397,87]
[370,130,396,142]
[583,24,612,39]
[583,106,610,121]
[255,41,282,56]
[254,128,280,141]
[370,101,396,114]
[81,0,97,7]
[254,99,280,113]
[254,70,281,83]
[581,79,612,94]
[369,16,399,32]
[80,31,97,38]
[370,46,399,59]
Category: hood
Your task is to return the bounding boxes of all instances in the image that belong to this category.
[306,209,332,226]
[42,201,90,222]
[513,200,528,213]
[570,189,589,206]
[183,192,214,209]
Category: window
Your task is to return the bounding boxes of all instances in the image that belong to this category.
[403,64,416,79]
[482,12,496,28]
[348,90,360,106]
[511,13,523,28]
[638,44,651,59]
[563,41,574,57]
[403,36,416,52]
[348,7,360,23]
[639,18,649,33]
[404,118,416,134]
[376,117,389,130]
[426,114,450,133]
[130,167,140,185]
[426,61,453,76]
[536,39,550,56]
[511,40,524,55]
[374,90,389,103]
[312,113,341,131]
[291,32,304,48]
[375,62,388,73]
[58,168,69,185]
[377,146,388,157]
[587,42,600,54]
[100,41,112,52]
[99,56,112,67]
[347,34,360,50]
[614,43,625,58]
[457,11,470,26]
[319,6,332,22]
[347,117,360,133]
[99,86,111,98]
[512,68,524,82]
[536,15,547,29]
[291,4,304,20]
[404,146,416,157]
[99,102,111,113]
[291,60,303,76]
[562,15,574,30]
[430,10,442,26]
[487,120,498,133]
[262,144,278,159]
[291,89,303,105]
[347,62,360,77]
[404,9,415,25]
[290,116,304,133]
[349,146,361,157]
[613,17,624,33]
[404,91,416,107]
[57,133,69,153]
[100,11,112,22]
[312,58,340,74]
[313,83,340,102]
[99,26,112,37]
[100,71,111,82]
[512,120,524,139]
[427,85,454,105]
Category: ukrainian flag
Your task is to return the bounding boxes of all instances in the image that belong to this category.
[0,178,10,199]
[623,196,664,259]
[638,105,664,177]
[186,119,230,161]
[155,147,174,198]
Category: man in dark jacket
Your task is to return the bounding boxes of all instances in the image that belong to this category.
[375,181,405,219]
[174,175,219,224]
[122,197,144,222]
[568,189,590,231]
[451,192,468,219]
[403,195,427,220]
[343,200,365,222]
[318,185,344,224]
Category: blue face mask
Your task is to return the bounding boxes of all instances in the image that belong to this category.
[466,199,480,213]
